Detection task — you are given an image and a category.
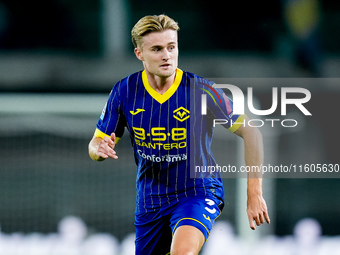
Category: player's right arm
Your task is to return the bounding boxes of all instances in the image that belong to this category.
[88,132,118,161]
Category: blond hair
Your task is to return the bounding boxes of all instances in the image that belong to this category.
[131,14,179,48]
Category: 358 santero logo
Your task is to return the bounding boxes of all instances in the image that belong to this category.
[133,127,187,150]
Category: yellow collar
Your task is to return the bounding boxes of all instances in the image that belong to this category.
[142,68,183,104]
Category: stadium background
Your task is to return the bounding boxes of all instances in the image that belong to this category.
[0,0,339,254]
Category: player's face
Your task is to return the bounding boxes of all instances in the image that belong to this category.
[135,29,178,80]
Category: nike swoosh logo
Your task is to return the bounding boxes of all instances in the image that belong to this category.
[130,108,145,115]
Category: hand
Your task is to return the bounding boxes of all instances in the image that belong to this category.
[97,133,118,160]
[247,194,270,230]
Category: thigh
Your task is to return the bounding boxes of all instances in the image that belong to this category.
[135,212,172,255]
[171,225,205,255]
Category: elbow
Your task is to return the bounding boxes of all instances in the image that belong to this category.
[250,127,263,146]
[254,127,263,142]
[238,124,263,141]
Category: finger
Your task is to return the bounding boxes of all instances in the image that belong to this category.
[111,132,116,143]
[97,151,109,159]
[99,147,118,160]
[103,136,115,148]
[250,221,256,230]
[264,211,271,224]
[254,216,261,226]
[107,149,118,159]
[110,133,118,159]
[97,142,118,159]
[248,213,256,230]
[259,213,265,224]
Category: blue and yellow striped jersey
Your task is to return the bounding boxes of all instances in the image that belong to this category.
[95,68,244,214]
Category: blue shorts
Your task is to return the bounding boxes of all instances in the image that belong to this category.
[134,195,224,255]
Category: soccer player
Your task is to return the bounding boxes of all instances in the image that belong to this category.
[88,14,270,255]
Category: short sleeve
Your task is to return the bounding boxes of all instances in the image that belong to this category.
[206,86,246,133]
[96,85,126,139]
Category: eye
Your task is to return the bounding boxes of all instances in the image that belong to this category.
[152,47,161,52]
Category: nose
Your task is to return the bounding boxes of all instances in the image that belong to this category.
[162,49,171,61]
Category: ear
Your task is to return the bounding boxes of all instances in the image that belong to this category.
[134,47,144,61]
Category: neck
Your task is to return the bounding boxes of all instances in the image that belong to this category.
[144,69,176,95]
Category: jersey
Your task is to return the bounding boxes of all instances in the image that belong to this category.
[95,68,245,214]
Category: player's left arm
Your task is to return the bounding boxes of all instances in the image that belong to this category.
[233,118,271,230]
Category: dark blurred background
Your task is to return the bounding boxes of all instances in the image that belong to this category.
[0,0,339,252]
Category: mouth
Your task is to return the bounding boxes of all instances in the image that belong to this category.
[160,63,171,68]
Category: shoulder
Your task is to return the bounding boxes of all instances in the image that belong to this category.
[111,71,143,91]
[181,70,214,89]
[181,70,201,80]
[106,71,143,104]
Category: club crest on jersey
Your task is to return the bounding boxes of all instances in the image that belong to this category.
[173,107,190,122]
